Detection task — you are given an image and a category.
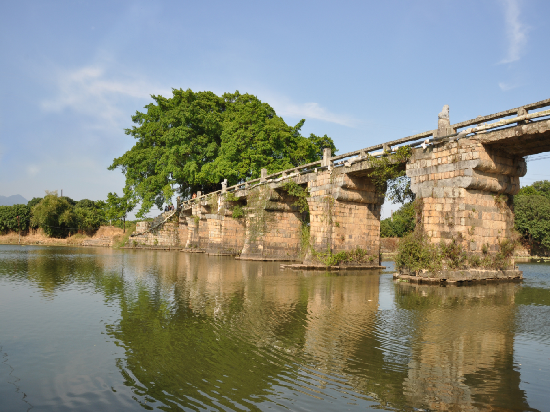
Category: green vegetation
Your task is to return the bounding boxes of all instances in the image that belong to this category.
[367,146,414,204]
[231,205,245,219]
[313,246,376,267]
[395,230,518,274]
[31,191,79,237]
[0,191,143,239]
[105,191,137,233]
[514,180,550,252]
[30,192,110,237]
[109,89,336,217]
[0,204,31,233]
[114,222,137,248]
[74,199,108,235]
[282,181,309,214]
[380,201,415,238]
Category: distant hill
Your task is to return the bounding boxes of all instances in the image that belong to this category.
[0,195,28,206]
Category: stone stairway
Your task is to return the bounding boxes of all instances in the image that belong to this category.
[132,209,178,237]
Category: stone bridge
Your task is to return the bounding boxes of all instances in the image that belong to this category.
[132,98,550,268]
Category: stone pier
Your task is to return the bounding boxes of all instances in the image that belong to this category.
[307,169,383,264]
[407,136,526,251]
[239,186,304,261]
[204,194,246,255]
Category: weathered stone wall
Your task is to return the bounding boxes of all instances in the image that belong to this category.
[307,170,383,261]
[204,204,246,255]
[130,213,180,247]
[240,187,303,260]
[178,219,188,247]
[184,215,201,248]
[407,136,526,252]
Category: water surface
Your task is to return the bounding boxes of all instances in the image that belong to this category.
[1,245,549,411]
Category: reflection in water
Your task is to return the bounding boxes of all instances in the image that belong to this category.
[0,246,547,411]
[396,282,534,411]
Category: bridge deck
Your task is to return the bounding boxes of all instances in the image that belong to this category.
[479,118,550,157]
[178,97,550,211]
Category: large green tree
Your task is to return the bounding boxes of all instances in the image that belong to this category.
[74,199,107,234]
[109,89,336,217]
[105,191,137,232]
[31,191,77,237]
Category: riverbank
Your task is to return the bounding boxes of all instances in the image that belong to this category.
[0,226,127,247]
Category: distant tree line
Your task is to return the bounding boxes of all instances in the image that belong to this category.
[0,191,136,238]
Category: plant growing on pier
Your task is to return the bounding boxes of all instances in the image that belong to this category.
[395,230,441,274]
[313,247,376,267]
[207,193,219,214]
[223,192,246,219]
[367,146,414,203]
[245,186,275,243]
[225,192,239,202]
[395,228,519,274]
[231,205,245,219]
[281,181,309,214]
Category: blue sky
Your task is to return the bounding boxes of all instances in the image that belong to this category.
[1,0,549,219]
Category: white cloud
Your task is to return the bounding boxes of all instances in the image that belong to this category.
[41,65,172,129]
[498,82,519,91]
[272,100,359,127]
[27,165,40,177]
[499,0,528,64]
[42,64,358,130]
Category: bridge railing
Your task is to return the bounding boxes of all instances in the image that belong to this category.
[180,160,327,208]
[180,97,550,209]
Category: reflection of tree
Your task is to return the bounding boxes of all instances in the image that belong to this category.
[104,255,314,410]
[395,282,538,412]
[1,247,126,299]
[515,286,550,306]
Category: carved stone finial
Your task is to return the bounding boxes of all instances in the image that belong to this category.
[438,105,450,128]
[434,105,452,138]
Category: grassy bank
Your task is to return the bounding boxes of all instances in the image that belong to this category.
[0,226,126,247]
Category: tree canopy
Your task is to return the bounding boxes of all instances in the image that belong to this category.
[514,180,550,250]
[380,201,415,238]
[109,89,337,217]
[31,191,77,237]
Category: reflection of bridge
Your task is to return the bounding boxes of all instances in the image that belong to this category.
[102,252,541,411]
[134,99,550,265]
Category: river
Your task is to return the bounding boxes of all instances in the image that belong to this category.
[0,245,549,411]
